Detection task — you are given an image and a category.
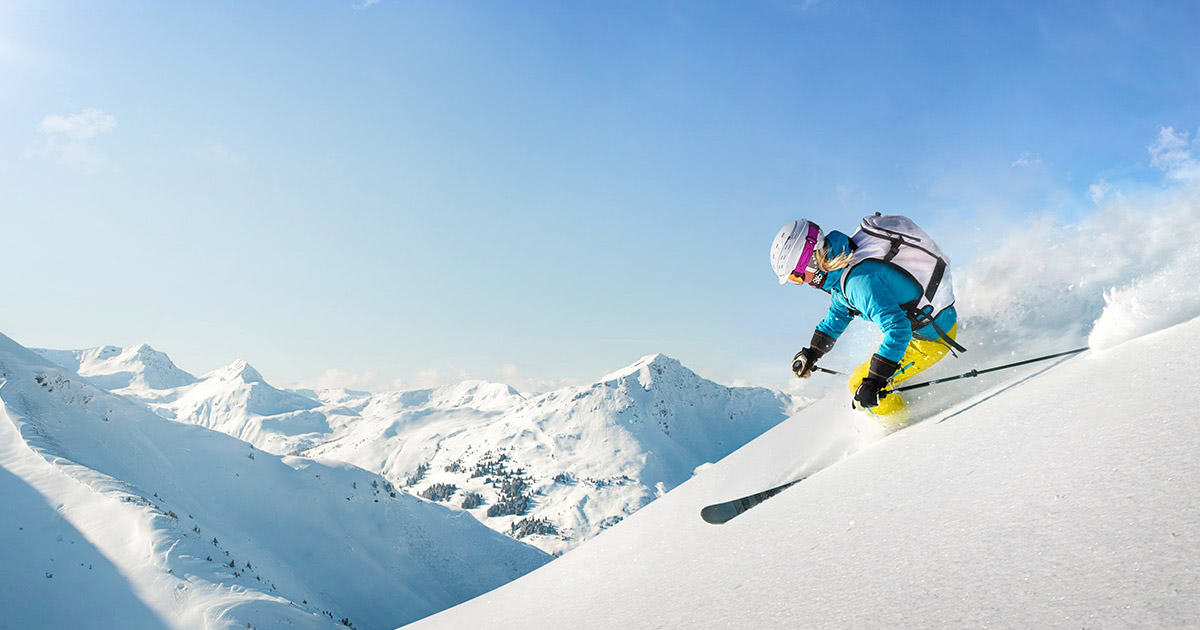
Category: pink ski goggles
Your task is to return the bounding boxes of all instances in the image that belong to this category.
[790,222,822,278]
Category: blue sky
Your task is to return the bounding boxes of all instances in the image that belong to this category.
[2,1,1198,392]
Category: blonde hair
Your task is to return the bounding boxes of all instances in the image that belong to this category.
[814,246,855,272]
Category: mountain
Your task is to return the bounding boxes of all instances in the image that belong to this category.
[33,343,198,393]
[35,346,800,555]
[161,359,337,454]
[403,316,1200,629]
[0,332,550,630]
[31,346,344,455]
[303,353,797,554]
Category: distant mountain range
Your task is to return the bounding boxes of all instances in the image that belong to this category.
[33,344,804,554]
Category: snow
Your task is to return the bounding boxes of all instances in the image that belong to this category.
[405,316,1200,630]
[957,186,1200,356]
[0,464,168,629]
[0,333,549,630]
[32,343,198,392]
[1089,241,1200,351]
[162,358,332,453]
[34,344,799,556]
[298,353,796,555]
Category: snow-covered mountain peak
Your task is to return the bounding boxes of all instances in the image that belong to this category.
[92,344,123,361]
[325,353,796,555]
[599,353,694,388]
[207,359,265,384]
[32,342,197,391]
[427,380,526,411]
[124,342,163,362]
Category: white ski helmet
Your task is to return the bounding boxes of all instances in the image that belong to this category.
[769,219,824,284]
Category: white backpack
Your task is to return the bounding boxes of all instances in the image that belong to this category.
[841,213,964,351]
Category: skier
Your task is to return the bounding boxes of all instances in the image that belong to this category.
[769,214,963,427]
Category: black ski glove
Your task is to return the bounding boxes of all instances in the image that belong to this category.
[853,354,900,409]
[792,330,837,379]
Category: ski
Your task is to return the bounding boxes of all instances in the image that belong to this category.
[700,476,808,525]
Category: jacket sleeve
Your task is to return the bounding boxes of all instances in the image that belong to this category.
[815,294,855,340]
[843,273,913,363]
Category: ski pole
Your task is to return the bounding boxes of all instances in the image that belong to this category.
[883,347,1089,394]
[791,354,846,376]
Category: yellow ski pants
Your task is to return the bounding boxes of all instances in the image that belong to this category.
[848,324,958,428]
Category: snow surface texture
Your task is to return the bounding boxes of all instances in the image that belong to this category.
[407,314,1200,630]
[1,334,549,630]
[35,347,798,555]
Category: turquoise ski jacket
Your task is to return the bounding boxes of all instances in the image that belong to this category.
[813,230,958,363]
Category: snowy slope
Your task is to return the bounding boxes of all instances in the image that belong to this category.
[0,332,549,630]
[405,315,1200,630]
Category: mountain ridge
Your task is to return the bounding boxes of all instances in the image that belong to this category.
[33,343,800,554]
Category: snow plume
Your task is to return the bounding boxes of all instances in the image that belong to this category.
[957,181,1200,358]
[1088,241,1200,351]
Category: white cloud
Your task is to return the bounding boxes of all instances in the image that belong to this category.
[1148,126,1200,181]
[40,108,115,139]
[497,363,521,382]
[32,107,116,168]
[409,366,470,389]
[305,367,382,391]
[1088,179,1114,205]
[356,0,381,8]
[1011,151,1042,168]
